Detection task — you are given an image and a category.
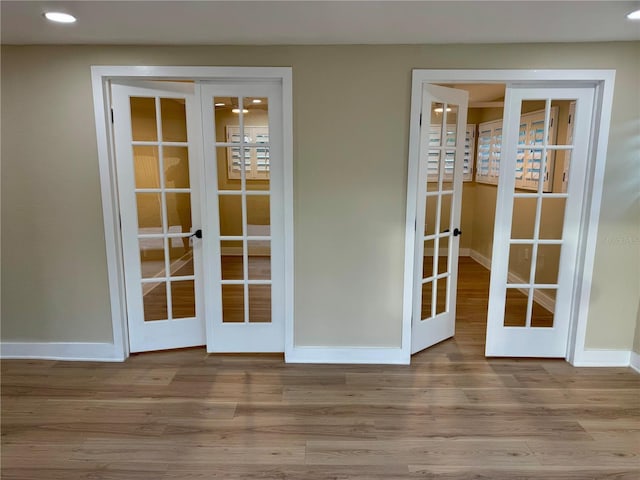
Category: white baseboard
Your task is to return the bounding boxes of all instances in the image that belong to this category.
[630,351,640,373]
[286,347,409,365]
[572,349,631,367]
[469,249,492,269]
[1,342,125,362]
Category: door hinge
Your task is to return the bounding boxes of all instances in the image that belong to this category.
[111,108,114,124]
[419,113,422,126]
[550,117,553,128]
[568,114,572,124]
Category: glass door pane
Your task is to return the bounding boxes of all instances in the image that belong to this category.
[214,96,272,324]
[130,96,196,324]
[420,99,458,323]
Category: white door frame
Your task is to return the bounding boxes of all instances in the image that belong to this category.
[91,66,294,361]
[403,69,615,366]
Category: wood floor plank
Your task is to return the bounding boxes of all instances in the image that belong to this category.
[526,439,640,467]
[2,258,638,479]
[305,438,539,467]
[408,465,640,479]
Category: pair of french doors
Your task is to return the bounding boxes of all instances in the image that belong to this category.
[411,83,594,358]
[112,80,284,353]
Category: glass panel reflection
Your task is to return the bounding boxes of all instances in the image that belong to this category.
[444,150,455,179]
[531,290,556,327]
[247,196,270,232]
[435,277,447,315]
[218,195,243,236]
[171,280,195,319]
[222,284,244,323]
[139,237,165,279]
[169,239,193,276]
[221,240,243,280]
[507,244,533,285]
[130,97,157,142]
[248,285,271,323]
[166,193,191,235]
[160,97,187,142]
[504,288,528,327]
[437,236,449,275]
[539,198,566,240]
[424,196,437,237]
[535,244,561,285]
[216,146,241,191]
[163,147,190,188]
[511,197,537,239]
[423,239,435,279]
[142,282,168,321]
[421,281,433,320]
[214,97,239,143]
[243,96,269,126]
[248,240,271,280]
[426,149,440,190]
[136,193,163,234]
[133,146,160,189]
[440,194,452,234]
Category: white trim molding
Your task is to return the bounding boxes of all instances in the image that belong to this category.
[630,351,640,373]
[286,347,409,365]
[1,342,125,362]
[572,349,631,368]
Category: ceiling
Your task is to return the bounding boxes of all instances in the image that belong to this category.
[441,83,505,103]
[1,1,639,45]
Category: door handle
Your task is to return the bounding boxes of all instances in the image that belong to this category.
[190,229,203,239]
[453,228,462,237]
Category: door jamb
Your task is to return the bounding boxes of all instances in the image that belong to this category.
[403,69,615,365]
[91,66,294,361]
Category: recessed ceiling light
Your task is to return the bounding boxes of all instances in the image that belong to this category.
[626,9,640,20]
[434,107,452,113]
[252,99,262,104]
[214,102,226,107]
[232,108,249,114]
[44,12,77,23]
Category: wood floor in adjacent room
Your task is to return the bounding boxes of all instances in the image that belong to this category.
[2,258,639,479]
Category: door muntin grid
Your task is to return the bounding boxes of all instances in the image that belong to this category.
[504,98,575,329]
[213,96,272,324]
[419,101,460,322]
[130,95,197,323]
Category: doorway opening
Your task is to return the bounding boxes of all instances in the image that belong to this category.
[403,70,615,365]
[91,67,294,361]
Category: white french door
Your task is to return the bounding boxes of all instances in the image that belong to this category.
[200,82,285,352]
[486,86,595,357]
[112,82,205,352]
[411,84,468,354]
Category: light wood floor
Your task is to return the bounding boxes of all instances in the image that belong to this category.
[2,258,639,479]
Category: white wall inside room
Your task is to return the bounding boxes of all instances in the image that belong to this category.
[1,43,638,352]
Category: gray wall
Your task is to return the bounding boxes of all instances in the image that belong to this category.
[2,43,639,351]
